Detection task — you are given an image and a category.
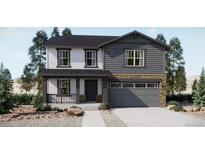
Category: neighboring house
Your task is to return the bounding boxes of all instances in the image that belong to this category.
[39,31,168,107]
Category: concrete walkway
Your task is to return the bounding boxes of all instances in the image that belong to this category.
[82,110,106,127]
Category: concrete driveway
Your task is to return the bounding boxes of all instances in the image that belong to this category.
[112,108,205,127]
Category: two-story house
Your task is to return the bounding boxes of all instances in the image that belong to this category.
[39,30,168,107]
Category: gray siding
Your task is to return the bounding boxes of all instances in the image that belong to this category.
[103,35,165,74]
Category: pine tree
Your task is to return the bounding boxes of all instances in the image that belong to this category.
[0,63,13,113]
[169,37,186,95]
[51,27,60,37]
[174,66,187,93]
[62,27,72,36]
[192,79,198,95]
[20,63,36,92]
[26,30,48,92]
[193,67,205,107]
[156,33,166,44]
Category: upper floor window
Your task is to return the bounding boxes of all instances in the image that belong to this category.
[85,50,97,67]
[125,50,144,67]
[57,49,70,67]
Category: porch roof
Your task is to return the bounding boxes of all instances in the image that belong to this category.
[39,69,112,78]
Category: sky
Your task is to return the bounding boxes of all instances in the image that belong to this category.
[0,27,204,79]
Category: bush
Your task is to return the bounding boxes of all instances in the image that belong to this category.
[167,94,193,103]
[32,93,43,110]
[0,101,14,114]
[10,93,35,105]
[98,103,111,110]
[168,101,184,112]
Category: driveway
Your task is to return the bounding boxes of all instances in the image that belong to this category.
[112,108,205,127]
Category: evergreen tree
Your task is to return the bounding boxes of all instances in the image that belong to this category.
[156,33,166,44]
[156,34,173,95]
[51,27,60,37]
[62,27,72,36]
[192,79,198,95]
[169,37,186,95]
[0,63,13,113]
[193,67,205,107]
[26,30,48,92]
[174,66,187,93]
[20,63,36,92]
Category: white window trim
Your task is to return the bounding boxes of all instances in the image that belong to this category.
[125,50,145,67]
[85,50,97,67]
[58,50,70,66]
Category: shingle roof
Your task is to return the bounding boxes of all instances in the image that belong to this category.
[43,31,169,50]
[43,35,118,48]
[39,69,112,77]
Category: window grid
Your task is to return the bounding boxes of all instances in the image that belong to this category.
[110,83,159,89]
[86,50,97,67]
[59,50,70,66]
[125,50,144,66]
[58,79,70,95]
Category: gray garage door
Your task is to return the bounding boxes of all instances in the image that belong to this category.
[110,82,160,107]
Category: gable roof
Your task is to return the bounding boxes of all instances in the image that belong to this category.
[43,30,169,50]
[43,35,117,48]
[98,30,169,50]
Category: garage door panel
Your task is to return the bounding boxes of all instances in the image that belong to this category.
[147,89,159,95]
[110,82,160,107]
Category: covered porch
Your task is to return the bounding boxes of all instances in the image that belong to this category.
[39,69,111,105]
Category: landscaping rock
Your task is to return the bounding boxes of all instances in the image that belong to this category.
[192,106,201,112]
[183,106,193,112]
[12,105,37,114]
[200,107,205,112]
[0,113,19,121]
[67,108,84,116]
[167,105,175,110]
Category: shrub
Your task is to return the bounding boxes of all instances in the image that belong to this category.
[98,103,111,110]
[168,101,184,112]
[0,101,14,114]
[10,93,35,105]
[32,93,43,110]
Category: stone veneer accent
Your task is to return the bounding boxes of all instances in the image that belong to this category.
[96,95,103,103]
[111,74,167,107]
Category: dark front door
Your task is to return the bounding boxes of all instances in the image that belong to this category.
[85,80,97,101]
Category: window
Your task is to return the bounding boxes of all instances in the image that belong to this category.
[58,50,70,66]
[123,83,134,88]
[85,50,97,67]
[135,83,146,88]
[58,79,70,95]
[147,83,159,88]
[110,83,122,88]
[125,50,144,66]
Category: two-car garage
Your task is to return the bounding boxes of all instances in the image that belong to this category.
[109,82,160,107]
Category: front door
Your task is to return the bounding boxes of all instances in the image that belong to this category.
[85,80,97,101]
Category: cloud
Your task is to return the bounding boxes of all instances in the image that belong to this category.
[148,27,157,34]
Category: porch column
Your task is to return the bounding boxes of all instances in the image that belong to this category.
[102,78,109,104]
[76,78,80,104]
[43,77,47,104]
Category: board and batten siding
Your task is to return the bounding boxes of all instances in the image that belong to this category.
[46,48,103,69]
[103,35,166,74]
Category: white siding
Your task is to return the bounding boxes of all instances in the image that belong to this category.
[47,48,57,69]
[47,79,57,94]
[80,79,85,95]
[97,79,102,95]
[70,79,76,94]
[46,47,103,69]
